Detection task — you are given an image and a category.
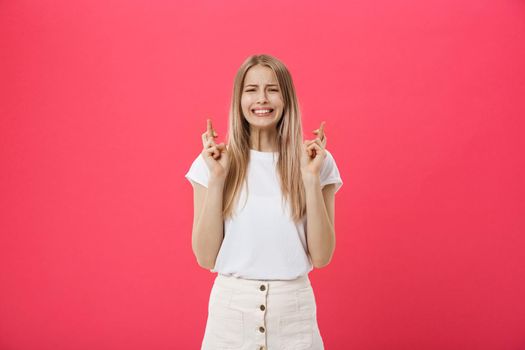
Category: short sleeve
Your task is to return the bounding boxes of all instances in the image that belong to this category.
[320,150,343,194]
[185,153,210,188]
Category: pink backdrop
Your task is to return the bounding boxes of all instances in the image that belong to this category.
[1,0,524,349]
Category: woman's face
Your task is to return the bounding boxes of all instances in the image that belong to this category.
[241,64,284,131]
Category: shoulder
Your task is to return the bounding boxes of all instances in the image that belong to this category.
[185,152,210,188]
[324,149,336,161]
[321,149,338,171]
[320,149,343,193]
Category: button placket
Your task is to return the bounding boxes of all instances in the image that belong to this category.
[257,283,268,348]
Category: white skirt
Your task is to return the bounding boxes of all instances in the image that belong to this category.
[201,273,324,350]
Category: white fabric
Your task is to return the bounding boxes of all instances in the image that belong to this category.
[201,274,325,349]
[184,149,343,280]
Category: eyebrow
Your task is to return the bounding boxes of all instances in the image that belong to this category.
[244,84,279,88]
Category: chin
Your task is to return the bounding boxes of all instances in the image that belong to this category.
[247,117,280,129]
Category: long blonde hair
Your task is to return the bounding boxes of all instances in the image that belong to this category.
[223,54,306,223]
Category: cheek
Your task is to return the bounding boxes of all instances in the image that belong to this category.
[240,97,250,112]
[271,96,284,109]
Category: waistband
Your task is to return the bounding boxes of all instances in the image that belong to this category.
[214,273,311,294]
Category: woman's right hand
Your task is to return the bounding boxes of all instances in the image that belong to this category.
[201,118,230,180]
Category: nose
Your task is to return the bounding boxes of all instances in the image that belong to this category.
[256,90,269,104]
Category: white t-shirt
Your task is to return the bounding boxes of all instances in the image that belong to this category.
[184,148,343,280]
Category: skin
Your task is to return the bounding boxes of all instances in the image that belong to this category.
[240,64,284,151]
[190,65,336,269]
[190,119,229,269]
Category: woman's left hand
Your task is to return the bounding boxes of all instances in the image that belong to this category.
[301,121,328,177]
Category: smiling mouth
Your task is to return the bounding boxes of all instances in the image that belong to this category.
[252,108,274,116]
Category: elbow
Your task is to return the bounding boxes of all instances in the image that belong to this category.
[312,254,333,269]
[196,256,215,270]
[192,246,216,270]
[312,257,332,269]
[311,239,335,269]
[192,238,217,270]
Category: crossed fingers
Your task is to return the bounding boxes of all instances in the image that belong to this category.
[202,119,225,159]
[314,121,325,141]
[305,122,326,155]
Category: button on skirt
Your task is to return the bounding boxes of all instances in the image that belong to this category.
[201,273,324,350]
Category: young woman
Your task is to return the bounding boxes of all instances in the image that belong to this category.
[185,54,343,350]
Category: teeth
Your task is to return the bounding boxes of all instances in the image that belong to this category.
[254,109,272,114]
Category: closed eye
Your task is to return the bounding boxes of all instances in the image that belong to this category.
[244,88,280,92]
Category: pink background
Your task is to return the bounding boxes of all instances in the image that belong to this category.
[1,0,524,349]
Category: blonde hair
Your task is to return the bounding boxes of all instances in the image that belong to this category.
[222,54,306,223]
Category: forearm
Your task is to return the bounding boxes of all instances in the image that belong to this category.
[192,177,225,268]
[303,174,335,268]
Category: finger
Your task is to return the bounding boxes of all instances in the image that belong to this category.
[212,143,226,157]
[307,138,324,149]
[203,131,217,147]
[313,123,325,139]
[312,134,327,148]
[306,143,316,151]
[305,140,320,149]
[312,131,325,142]
[207,119,215,139]
[202,132,215,149]
[322,134,327,145]
[306,143,316,157]
[318,121,325,140]
[319,134,327,148]
[303,142,312,157]
[306,143,325,157]
[307,142,322,150]
[308,143,325,156]
[306,146,313,157]
[206,139,219,150]
[204,138,216,149]
[215,144,224,157]
[207,145,219,158]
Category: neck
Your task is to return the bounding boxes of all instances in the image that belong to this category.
[249,127,278,152]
